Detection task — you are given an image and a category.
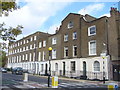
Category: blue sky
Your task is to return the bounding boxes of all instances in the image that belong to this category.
[0,1,119,40]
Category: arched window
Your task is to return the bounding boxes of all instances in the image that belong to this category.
[55,63,58,71]
[68,21,74,29]
[94,61,100,71]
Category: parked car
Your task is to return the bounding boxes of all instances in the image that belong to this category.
[12,67,23,75]
[0,68,7,73]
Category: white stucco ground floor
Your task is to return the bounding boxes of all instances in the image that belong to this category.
[7,56,110,80]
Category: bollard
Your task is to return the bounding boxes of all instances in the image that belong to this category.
[23,73,28,82]
[52,76,58,88]
[108,83,118,90]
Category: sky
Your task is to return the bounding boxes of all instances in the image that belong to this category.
[0,0,120,40]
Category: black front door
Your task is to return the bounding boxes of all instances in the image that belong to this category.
[63,62,65,76]
[45,64,48,76]
[83,61,86,76]
[113,65,120,81]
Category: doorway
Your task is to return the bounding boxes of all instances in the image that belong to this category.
[63,62,65,76]
[83,61,86,76]
[113,65,120,81]
[45,63,48,76]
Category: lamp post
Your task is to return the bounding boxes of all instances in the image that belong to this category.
[48,47,52,87]
[102,57,106,84]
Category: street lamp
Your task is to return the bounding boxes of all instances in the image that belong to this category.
[48,47,52,87]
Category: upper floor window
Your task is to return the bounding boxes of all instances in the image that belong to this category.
[52,37,57,45]
[24,40,26,44]
[73,32,77,40]
[21,41,22,45]
[39,42,42,48]
[18,42,19,46]
[94,61,100,71]
[43,40,46,47]
[38,52,41,61]
[73,45,77,57]
[64,34,68,42]
[42,51,45,61]
[34,36,36,40]
[30,45,32,49]
[68,21,74,29]
[52,49,56,59]
[64,47,68,57]
[89,40,96,56]
[26,46,28,50]
[31,37,33,41]
[34,44,36,48]
[88,25,96,36]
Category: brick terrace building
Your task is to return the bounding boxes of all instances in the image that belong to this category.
[7,7,120,81]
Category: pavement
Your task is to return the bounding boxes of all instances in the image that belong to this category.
[1,73,120,89]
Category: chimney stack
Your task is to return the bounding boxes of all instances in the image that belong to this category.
[110,7,120,16]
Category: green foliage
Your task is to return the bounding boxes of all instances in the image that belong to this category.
[0,0,19,16]
[0,50,7,67]
[2,2,16,11]
[0,23,23,41]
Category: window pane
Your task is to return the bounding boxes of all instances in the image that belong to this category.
[94,61,100,71]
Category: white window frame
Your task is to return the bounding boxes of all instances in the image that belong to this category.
[23,55,24,60]
[52,49,56,59]
[26,46,28,50]
[73,32,77,40]
[73,45,77,57]
[55,63,58,71]
[34,44,36,48]
[24,40,26,44]
[33,53,35,61]
[39,42,42,48]
[38,52,41,61]
[94,61,100,72]
[88,25,96,36]
[29,53,32,61]
[88,40,96,56]
[41,64,44,72]
[68,21,74,29]
[52,37,57,45]
[64,47,68,58]
[34,36,36,40]
[30,45,32,49]
[31,37,33,41]
[26,54,28,60]
[71,61,76,72]
[43,41,46,47]
[64,34,68,42]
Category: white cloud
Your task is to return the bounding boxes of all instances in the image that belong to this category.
[0,0,70,39]
[78,3,105,15]
[47,24,60,34]
[100,13,110,17]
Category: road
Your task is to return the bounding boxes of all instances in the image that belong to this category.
[1,72,107,89]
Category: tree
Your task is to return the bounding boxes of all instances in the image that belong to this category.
[0,50,7,67]
[0,0,23,67]
[0,23,23,41]
[0,0,19,16]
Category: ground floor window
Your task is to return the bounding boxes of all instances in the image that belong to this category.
[71,61,75,72]
[41,64,44,72]
[94,61,100,71]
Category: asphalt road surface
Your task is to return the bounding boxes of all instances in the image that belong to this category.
[1,72,107,89]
